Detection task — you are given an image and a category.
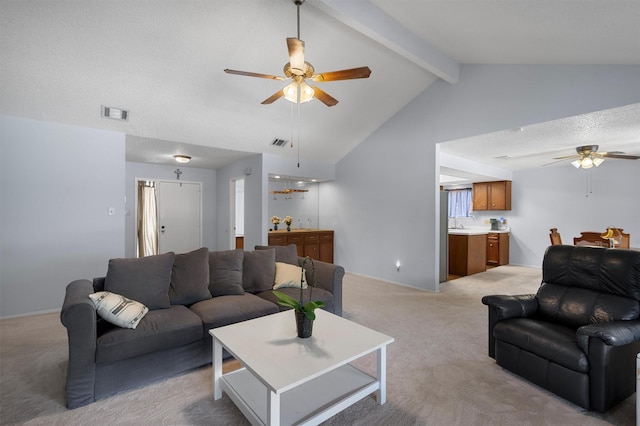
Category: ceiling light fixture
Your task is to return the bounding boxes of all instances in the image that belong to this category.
[571,155,604,169]
[174,155,191,164]
[283,78,315,104]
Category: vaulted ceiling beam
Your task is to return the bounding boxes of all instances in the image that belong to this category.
[313,0,460,84]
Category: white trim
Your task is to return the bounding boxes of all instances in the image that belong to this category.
[0,308,60,320]
[134,177,203,256]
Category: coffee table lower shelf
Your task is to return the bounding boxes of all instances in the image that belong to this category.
[221,364,378,426]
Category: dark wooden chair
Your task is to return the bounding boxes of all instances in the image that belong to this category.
[573,229,630,249]
[549,228,562,245]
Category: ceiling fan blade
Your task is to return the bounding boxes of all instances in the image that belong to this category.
[311,66,371,82]
[310,85,338,107]
[287,38,305,74]
[542,159,571,166]
[552,154,580,160]
[261,90,284,105]
[603,153,640,160]
[224,69,284,80]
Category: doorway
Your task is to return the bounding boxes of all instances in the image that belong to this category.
[231,178,245,249]
[136,179,203,256]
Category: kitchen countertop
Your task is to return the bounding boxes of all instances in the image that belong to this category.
[448,228,510,235]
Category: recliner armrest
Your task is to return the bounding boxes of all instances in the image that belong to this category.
[481,294,538,320]
[576,321,640,353]
[482,294,538,359]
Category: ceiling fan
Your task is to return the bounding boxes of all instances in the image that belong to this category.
[549,145,640,169]
[224,0,371,107]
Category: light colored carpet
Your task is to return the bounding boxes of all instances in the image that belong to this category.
[0,265,635,425]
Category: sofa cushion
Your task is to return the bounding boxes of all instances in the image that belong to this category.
[169,247,212,305]
[536,282,640,328]
[209,250,245,297]
[255,244,298,265]
[190,293,279,329]
[494,318,588,373]
[273,262,307,289]
[95,305,202,364]
[89,291,148,329]
[258,287,335,313]
[243,249,276,293]
[104,252,175,310]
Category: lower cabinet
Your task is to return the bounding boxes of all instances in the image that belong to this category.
[268,230,334,263]
[449,234,487,276]
[487,232,509,266]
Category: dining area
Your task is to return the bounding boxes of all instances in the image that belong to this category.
[550,227,635,250]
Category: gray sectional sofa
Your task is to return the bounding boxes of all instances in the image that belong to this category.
[60,245,344,409]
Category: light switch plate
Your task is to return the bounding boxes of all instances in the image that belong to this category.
[108,208,115,216]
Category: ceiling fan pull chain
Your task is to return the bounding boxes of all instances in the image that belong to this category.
[297,99,301,168]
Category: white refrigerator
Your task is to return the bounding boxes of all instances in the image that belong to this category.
[439,191,448,283]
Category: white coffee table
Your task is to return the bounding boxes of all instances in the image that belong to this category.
[210,309,394,426]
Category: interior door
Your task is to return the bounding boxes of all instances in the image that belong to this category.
[157,181,202,254]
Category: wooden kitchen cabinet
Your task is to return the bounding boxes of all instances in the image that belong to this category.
[449,234,487,276]
[487,232,510,266]
[473,181,512,211]
[268,230,334,263]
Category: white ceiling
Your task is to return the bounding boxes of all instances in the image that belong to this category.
[1,1,639,172]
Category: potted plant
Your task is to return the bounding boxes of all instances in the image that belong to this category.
[273,256,325,338]
[271,216,280,231]
[284,215,293,231]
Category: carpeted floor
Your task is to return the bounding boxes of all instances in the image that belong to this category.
[0,265,636,425]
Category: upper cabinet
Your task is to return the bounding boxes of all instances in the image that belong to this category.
[473,181,512,211]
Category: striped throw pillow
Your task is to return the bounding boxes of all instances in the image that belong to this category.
[89,291,148,329]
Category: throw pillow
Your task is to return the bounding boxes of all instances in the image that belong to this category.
[243,249,276,293]
[273,262,307,290]
[209,250,245,297]
[255,244,298,265]
[89,291,148,329]
[169,247,212,305]
[104,252,175,310]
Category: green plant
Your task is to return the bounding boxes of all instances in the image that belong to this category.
[273,256,325,320]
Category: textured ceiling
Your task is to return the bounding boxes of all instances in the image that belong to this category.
[440,103,640,182]
[1,0,639,173]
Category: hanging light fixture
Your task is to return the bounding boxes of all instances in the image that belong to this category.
[571,155,604,169]
[283,78,315,104]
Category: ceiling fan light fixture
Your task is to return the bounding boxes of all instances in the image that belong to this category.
[571,159,582,168]
[581,157,594,169]
[174,155,191,164]
[283,80,314,104]
[593,157,605,167]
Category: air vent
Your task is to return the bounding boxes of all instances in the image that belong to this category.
[101,105,129,121]
[270,138,288,147]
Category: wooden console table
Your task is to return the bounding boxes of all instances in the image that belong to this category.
[268,229,334,263]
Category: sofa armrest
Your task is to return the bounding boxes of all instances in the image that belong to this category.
[299,257,345,316]
[481,294,538,320]
[481,294,537,359]
[60,279,98,409]
[576,320,640,412]
[576,321,640,353]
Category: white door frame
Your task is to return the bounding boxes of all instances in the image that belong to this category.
[229,177,245,250]
[134,177,203,256]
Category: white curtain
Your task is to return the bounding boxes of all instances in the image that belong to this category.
[447,188,472,218]
[137,181,158,257]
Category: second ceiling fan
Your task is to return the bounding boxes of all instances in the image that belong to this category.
[224,0,371,107]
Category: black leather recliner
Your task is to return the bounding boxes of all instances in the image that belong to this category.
[482,245,640,412]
